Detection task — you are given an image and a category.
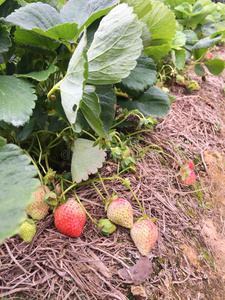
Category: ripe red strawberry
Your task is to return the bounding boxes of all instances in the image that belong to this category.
[54,199,86,237]
[130,219,158,256]
[19,220,37,243]
[106,197,133,229]
[178,167,196,185]
[26,185,50,220]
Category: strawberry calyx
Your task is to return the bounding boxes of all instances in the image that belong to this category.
[134,215,157,223]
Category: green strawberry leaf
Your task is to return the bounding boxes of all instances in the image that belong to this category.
[0,24,12,53]
[87,3,142,85]
[0,143,40,243]
[118,86,171,118]
[117,53,157,97]
[204,59,225,76]
[15,65,57,82]
[0,76,37,126]
[71,138,106,183]
[80,85,107,138]
[60,30,88,127]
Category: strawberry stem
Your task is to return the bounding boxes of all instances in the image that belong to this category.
[91,182,106,201]
[116,176,145,217]
[97,172,111,199]
[74,191,98,226]
[59,182,77,201]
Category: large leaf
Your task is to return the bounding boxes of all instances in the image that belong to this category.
[0,143,40,243]
[60,0,119,30]
[60,31,88,127]
[5,2,79,42]
[80,85,107,138]
[117,53,157,97]
[15,65,57,81]
[204,59,225,76]
[0,25,12,53]
[118,86,171,118]
[5,3,62,30]
[142,0,177,60]
[96,85,116,134]
[87,3,142,85]
[121,0,153,19]
[0,76,37,126]
[71,138,106,183]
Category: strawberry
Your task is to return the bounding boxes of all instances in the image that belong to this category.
[26,185,50,220]
[206,53,213,60]
[186,160,194,170]
[130,219,158,256]
[177,166,196,185]
[106,197,133,229]
[19,220,37,243]
[54,199,86,237]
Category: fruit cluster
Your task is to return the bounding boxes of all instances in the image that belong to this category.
[18,160,196,257]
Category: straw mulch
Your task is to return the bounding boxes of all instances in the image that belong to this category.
[0,46,225,300]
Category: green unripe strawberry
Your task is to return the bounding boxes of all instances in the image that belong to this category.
[19,220,37,243]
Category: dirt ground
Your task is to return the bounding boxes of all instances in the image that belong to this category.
[0,45,225,300]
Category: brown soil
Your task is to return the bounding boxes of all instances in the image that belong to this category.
[0,45,225,300]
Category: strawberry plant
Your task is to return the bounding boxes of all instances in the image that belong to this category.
[0,0,178,242]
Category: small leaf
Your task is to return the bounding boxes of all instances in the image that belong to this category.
[81,85,107,138]
[192,35,222,50]
[33,23,79,43]
[60,30,88,126]
[87,3,142,85]
[71,138,106,183]
[172,49,186,70]
[118,86,171,118]
[15,65,57,82]
[0,76,37,126]
[194,63,205,76]
[117,53,157,97]
[0,143,40,243]
[14,28,59,51]
[204,59,225,76]
[172,31,186,48]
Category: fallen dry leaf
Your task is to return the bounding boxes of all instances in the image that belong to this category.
[118,256,152,284]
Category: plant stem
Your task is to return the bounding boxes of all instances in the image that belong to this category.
[74,191,98,226]
[23,150,44,186]
[97,172,111,199]
[59,182,77,200]
[47,78,64,98]
[116,176,146,217]
[82,130,97,141]
[91,182,105,201]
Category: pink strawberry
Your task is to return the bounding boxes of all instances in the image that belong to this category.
[177,167,196,185]
[26,185,50,220]
[54,199,86,237]
[130,219,158,256]
[186,160,194,170]
[106,197,133,229]
[206,53,213,60]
